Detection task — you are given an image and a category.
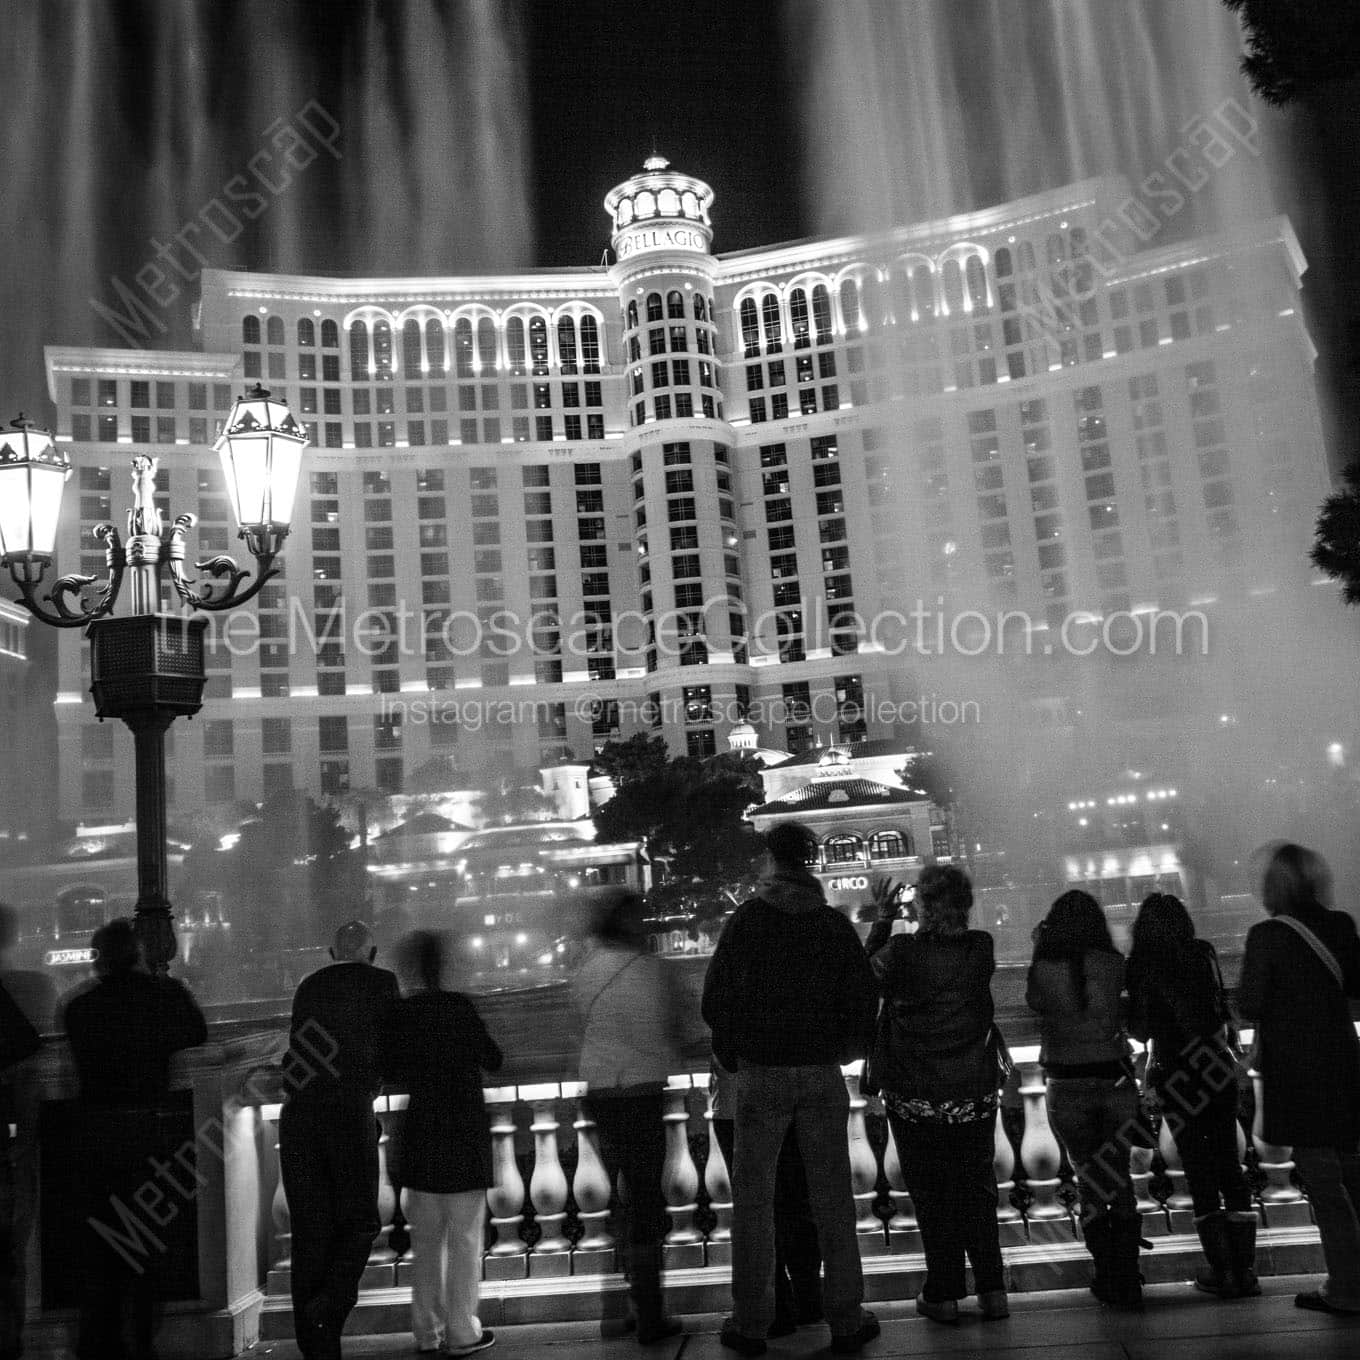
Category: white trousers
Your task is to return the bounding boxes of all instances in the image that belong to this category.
[407,1188,487,1349]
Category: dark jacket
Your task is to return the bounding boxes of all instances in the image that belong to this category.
[1127,939,1235,1104]
[866,921,996,1102]
[1027,949,1127,1070]
[1238,908,1360,1148]
[62,971,207,1108]
[284,961,400,1113]
[385,990,503,1193]
[701,869,878,1069]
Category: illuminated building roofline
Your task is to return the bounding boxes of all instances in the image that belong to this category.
[44,346,239,404]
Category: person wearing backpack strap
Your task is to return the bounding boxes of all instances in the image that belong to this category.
[1239,842,1360,1315]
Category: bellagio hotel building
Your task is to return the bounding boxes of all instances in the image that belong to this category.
[45,157,1329,820]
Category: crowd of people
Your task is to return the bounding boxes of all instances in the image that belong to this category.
[0,831,1356,1358]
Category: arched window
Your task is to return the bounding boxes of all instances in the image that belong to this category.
[557,317,578,374]
[789,288,810,348]
[627,299,638,329]
[823,834,864,865]
[912,266,935,321]
[1046,232,1066,266]
[403,319,423,375]
[812,285,833,343]
[740,298,760,357]
[297,318,315,347]
[580,315,601,374]
[373,320,393,378]
[266,315,285,347]
[242,315,261,345]
[636,190,656,218]
[321,319,339,348]
[658,188,680,216]
[761,294,782,352]
[839,278,861,333]
[425,318,445,375]
[667,290,685,319]
[994,247,1013,278]
[529,315,549,375]
[868,830,909,861]
[506,317,526,375]
[1018,240,1036,273]
[693,294,706,321]
[965,256,989,311]
[477,316,497,372]
[861,276,883,329]
[349,320,369,380]
[454,318,475,378]
[646,292,664,323]
[941,260,965,314]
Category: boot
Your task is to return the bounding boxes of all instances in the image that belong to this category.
[1223,1213,1261,1299]
[1082,1208,1114,1303]
[1194,1212,1232,1296]
[1105,1212,1145,1309]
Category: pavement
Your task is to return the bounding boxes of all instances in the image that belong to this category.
[245,1275,1360,1360]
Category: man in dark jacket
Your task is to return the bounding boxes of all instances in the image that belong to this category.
[280,920,399,1359]
[62,918,207,1360]
[702,822,879,1356]
[1238,843,1360,1315]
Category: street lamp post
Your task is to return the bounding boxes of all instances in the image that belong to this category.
[0,385,306,973]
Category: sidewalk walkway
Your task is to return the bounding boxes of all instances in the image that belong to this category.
[248,1276,1360,1360]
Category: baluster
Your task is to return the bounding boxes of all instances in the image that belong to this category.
[484,1087,529,1280]
[661,1077,705,1268]
[564,1081,614,1274]
[364,1104,398,1287]
[1157,1117,1195,1234]
[993,1106,1025,1246]
[844,1064,887,1255]
[1130,1144,1167,1236]
[1249,1064,1310,1227]
[702,1075,733,1266]
[880,1114,921,1253]
[523,1083,571,1277]
[264,1108,292,1298]
[394,1187,413,1289]
[1019,1063,1074,1242]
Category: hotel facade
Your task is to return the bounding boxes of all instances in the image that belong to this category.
[44,158,1328,821]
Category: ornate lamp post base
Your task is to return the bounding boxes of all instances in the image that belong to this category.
[87,613,208,974]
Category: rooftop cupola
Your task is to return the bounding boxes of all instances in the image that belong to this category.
[604,155,714,264]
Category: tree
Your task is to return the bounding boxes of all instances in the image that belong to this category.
[1223,1,1360,106]
[1312,459,1360,604]
[179,789,369,952]
[592,742,766,927]
[475,767,556,827]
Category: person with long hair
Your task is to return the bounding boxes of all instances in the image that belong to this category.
[1027,890,1142,1308]
[1239,843,1360,1315]
[387,930,503,1356]
[572,890,687,1345]
[865,864,1007,1325]
[1127,893,1256,1298]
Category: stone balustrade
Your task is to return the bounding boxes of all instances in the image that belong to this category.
[15,1026,1350,1357]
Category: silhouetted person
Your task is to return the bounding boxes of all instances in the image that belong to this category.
[866,866,1008,1324]
[61,918,207,1360]
[386,931,502,1356]
[703,821,880,1356]
[1239,843,1360,1315]
[280,919,399,1359]
[0,904,45,1360]
[572,890,687,1345]
[1127,892,1256,1298]
[1027,891,1141,1309]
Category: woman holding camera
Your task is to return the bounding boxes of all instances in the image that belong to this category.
[865,865,1007,1324]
